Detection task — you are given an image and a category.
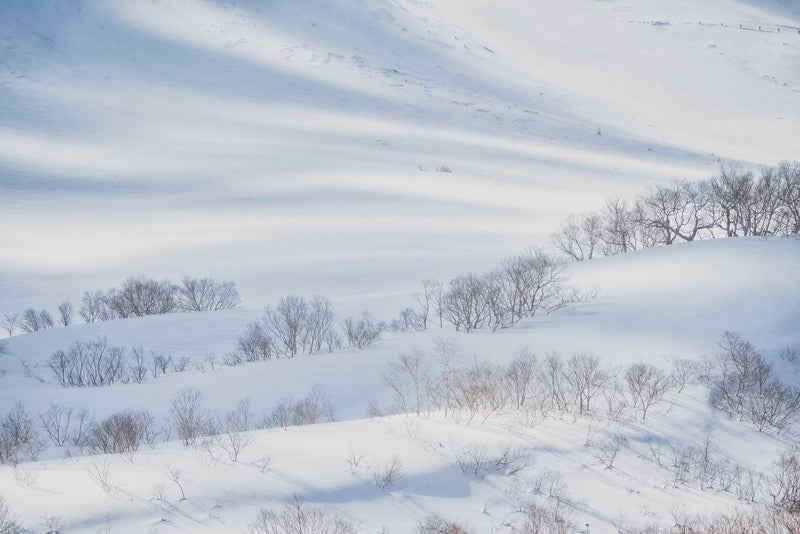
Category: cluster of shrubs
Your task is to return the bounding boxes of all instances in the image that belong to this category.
[383,332,799,431]
[233,295,385,363]
[0,384,334,467]
[47,337,194,387]
[551,161,800,261]
[1,275,240,336]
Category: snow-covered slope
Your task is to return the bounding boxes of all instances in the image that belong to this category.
[1,0,799,313]
[1,1,799,532]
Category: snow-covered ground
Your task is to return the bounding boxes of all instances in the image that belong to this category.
[1,0,799,532]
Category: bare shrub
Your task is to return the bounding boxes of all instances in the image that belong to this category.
[710,331,800,431]
[40,513,61,534]
[452,360,508,422]
[21,308,54,333]
[592,432,627,469]
[79,290,114,323]
[269,384,334,429]
[519,497,576,534]
[57,301,74,326]
[178,276,240,311]
[1,313,21,337]
[170,387,214,446]
[218,398,255,462]
[0,403,44,466]
[88,410,155,454]
[374,455,404,490]
[48,337,127,387]
[564,353,611,415]
[418,515,471,534]
[455,443,528,478]
[0,495,22,534]
[107,276,178,318]
[166,463,187,501]
[772,448,800,515]
[383,349,431,416]
[624,363,673,419]
[39,403,73,447]
[505,348,537,410]
[249,496,359,534]
[343,312,384,349]
[86,457,113,494]
[670,358,698,393]
[550,213,602,261]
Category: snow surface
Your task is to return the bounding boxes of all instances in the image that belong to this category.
[1,0,799,532]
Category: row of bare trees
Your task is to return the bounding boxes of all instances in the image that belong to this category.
[382,339,678,423]
[551,161,800,261]
[1,276,240,337]
[390,250,572,335]
[233,295,385,362]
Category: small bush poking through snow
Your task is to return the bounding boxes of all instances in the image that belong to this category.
[0,495,22,534]
[418,515,471,534]
[249,496,359,534]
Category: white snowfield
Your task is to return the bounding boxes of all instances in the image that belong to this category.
[1,0,799,532]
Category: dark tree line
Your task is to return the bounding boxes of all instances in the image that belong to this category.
[551,161,800,261]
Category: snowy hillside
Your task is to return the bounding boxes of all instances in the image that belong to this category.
[1,0,800,533]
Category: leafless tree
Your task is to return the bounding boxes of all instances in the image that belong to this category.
[266,296,308,356]
[79,290,114,322]
[48,337,127,387]
[624,363,673,419]
[170,387,213,446]
[505,348,537,410]
[57,301,74,326]
[1,313,21,337]
[441,274,491,332]
[432,338,459,417]
[218,398,254,462]
[303,296,337,354]
[0,403,44,466]
[20,308,54,333]
[776,160,800,234]
[710,331,771,416]
[563,353,611,415]
[236,320,278,362]
[343,312,384,349]
[177,276,241,311]
[413,279,442,330]
[383,349,430,416]
[88,410,154,454]
[637,180,716,245]
[600,196,654,255]
[540,352,569,413]
[452,360,508,422]
[0,495,21,534]
[550,212,603,261]
[108,276,178,318]
[772,448,800,515]
[39,403,73,447]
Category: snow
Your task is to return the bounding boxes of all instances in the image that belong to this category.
[1,0,799,532]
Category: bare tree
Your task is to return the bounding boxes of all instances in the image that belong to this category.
[0,403,44,466]
[0,495,21,534]
[79,290,114,322]
[266,296,308,357]
[170,387,213,446]
[624,363,673,419]
[505,348,537,410]
[108,276,178,318]
[772,449,800,515]
[432,337,459,417]
[776,160,800,234]
[48,338,127,387]
[383,349,430,416]
[218,398,254,462]
[57,301,74,326]
[39,403,73,447]
[343,312,384,349]
[413,279,442,330]
[710,331,771,417]
[21,308,54,333]
[418,515,471,533]
[441,274,491,333]
[564,353,611,415]
[303,296,337,353]
[88,410,154,454]
[178,276,240,311]
[1,313,21,337]
[550,212,603,261]
[236,320,278,362]
[637,180,716,245]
